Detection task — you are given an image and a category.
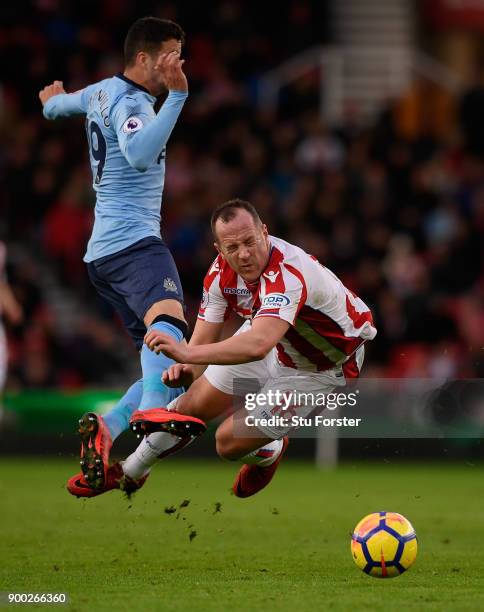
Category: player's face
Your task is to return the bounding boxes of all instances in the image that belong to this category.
[147,38,182,95]
[215,210,270,282]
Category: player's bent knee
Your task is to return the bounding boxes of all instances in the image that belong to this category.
[175,398,204,419]
[215,428,240,461]
[215,440,240,461]
[175,388,212,420]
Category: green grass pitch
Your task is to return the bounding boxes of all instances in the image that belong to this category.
[1,458,484,611]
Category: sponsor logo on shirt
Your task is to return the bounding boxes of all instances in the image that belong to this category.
[260,293,291,309]
[223,287,251,296]
[122,116,143,133]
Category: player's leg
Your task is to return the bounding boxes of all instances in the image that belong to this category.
[131,238,187,412]
[103,379,143,441]
[86,259,148,433]
[66,362,151,498]
[216,358,346,498]
[74,261,184,492]
[104,237,189,411]
[66,354,147,496]
[66,264,148,490]
[212,349,290,497]
[122,373,233,480]
[139,300,187,410]
[75,377,146,488]
[123,348,268,480]
[68,242,186,496]
[123,350,280,484]
[86,244,190,430]
[215,413,288,498]
[67,377,150,497]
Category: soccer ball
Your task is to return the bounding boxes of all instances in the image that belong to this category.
[351,511,417,578]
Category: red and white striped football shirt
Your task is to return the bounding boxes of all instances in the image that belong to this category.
[198,236,377,377]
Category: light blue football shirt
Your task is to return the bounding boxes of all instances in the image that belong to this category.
[43,74,188,262]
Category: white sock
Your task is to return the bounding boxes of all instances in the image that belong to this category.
[239,439,284,467]
[166,396,181,411]
[123,393,189,480]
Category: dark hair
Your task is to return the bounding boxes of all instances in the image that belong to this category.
[124,17,185,66]
[211,199,262,239]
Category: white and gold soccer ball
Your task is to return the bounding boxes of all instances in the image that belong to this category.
[351,511,418,578]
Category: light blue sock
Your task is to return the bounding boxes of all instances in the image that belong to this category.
[139,321,184,410]
[103,379,143,440]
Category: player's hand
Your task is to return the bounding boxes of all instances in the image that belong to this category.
[155,51,188,93]
[39,81,66,106]
[144,330,190,363]
[162,363,195,388]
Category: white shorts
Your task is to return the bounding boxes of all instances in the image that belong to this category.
[204,321,364,438]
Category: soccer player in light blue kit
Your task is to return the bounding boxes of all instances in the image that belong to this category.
[39,17,206,497]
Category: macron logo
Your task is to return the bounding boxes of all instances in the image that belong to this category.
[263,270,280,283]
[223,287,251,296]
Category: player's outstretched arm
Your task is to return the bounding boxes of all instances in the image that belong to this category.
[39,80,66,107]
[147,318,290,366]
[39,81,91,119]
[115,52,189,171]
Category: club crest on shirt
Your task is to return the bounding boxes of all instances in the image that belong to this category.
[122,116,143,133]
[201,289,209,308]
[163,278,178,293]
[260,293,290,309]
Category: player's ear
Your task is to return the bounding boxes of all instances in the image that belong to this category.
[261,224,268,237]
[137,51,149,68]
[214,242,222,256]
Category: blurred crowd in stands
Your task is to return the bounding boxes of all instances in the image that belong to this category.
[1,0,482,388]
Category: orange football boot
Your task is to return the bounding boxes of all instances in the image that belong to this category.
[232,437,289,498]
[129,408,206,438]
[67,462,149,498]
[78,412,112,489]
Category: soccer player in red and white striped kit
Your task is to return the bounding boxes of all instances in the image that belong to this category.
[72,199,376,498]
[123,199,377,498]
